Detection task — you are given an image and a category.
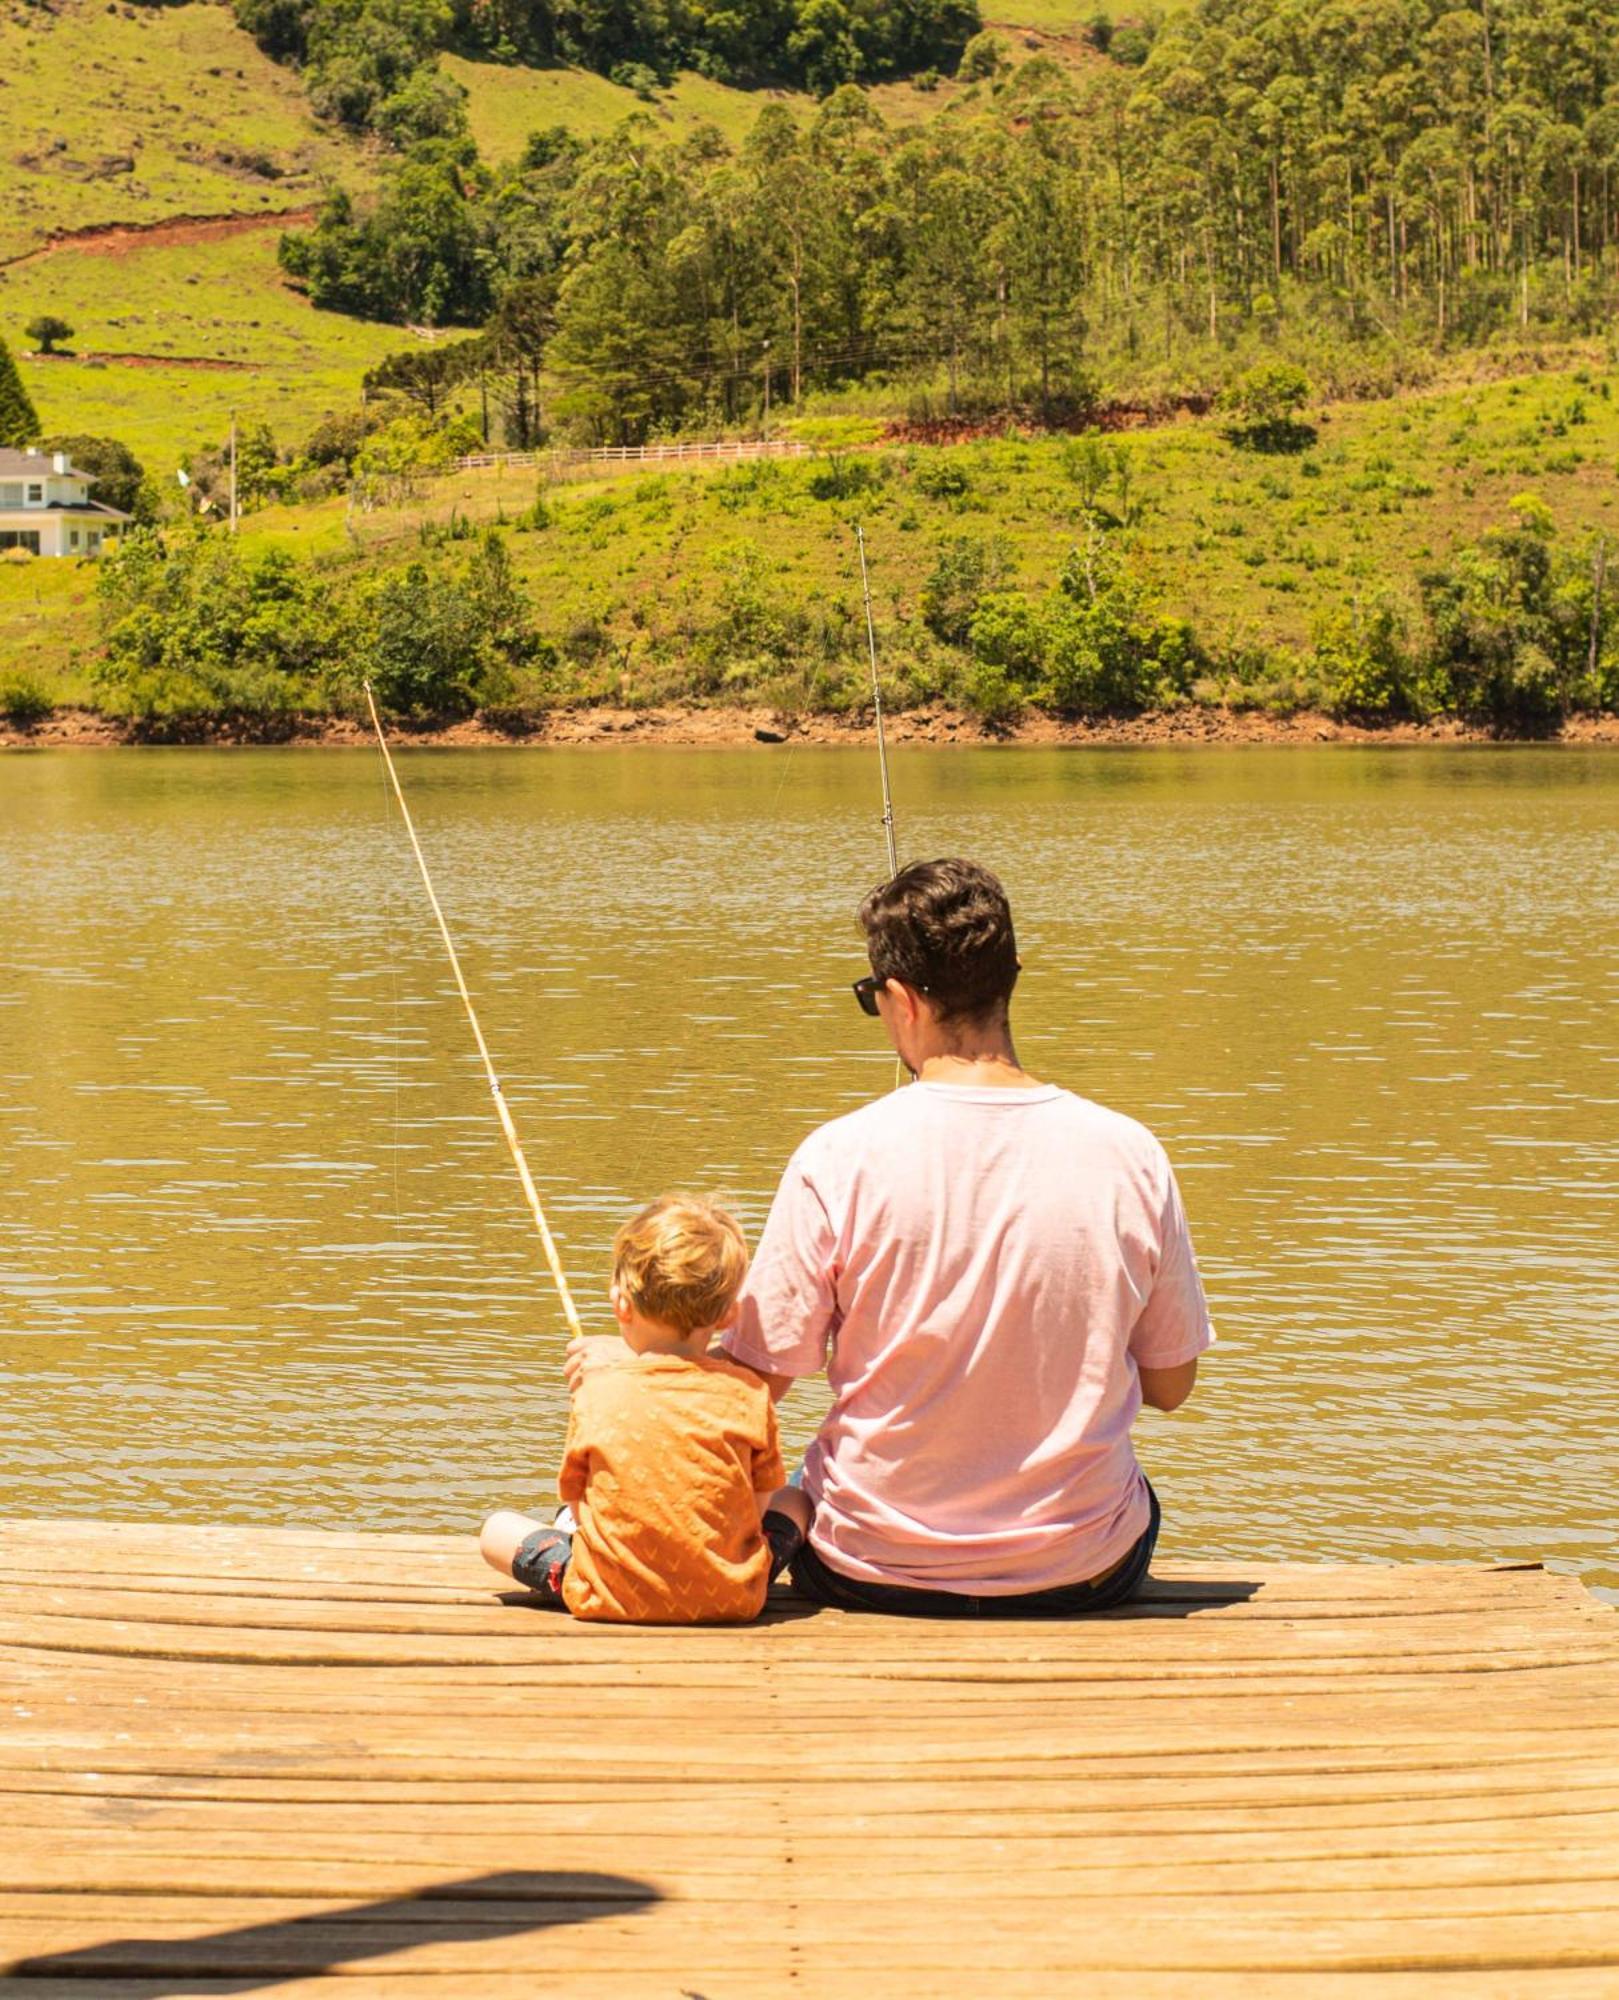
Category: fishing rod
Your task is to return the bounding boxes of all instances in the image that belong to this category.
[855,526,909,1090]
[364,681,585,1342]
[855,522,899,878]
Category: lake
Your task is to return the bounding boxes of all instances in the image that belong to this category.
[2,745,1615,1596]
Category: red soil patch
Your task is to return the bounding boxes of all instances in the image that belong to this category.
[882,394,1214,448]
[1,206,316,271]
[23,349,258,371]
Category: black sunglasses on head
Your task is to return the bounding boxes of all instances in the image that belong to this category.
[852,973,929,1017]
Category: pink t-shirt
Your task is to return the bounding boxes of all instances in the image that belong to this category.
[721,1081,1214,1595]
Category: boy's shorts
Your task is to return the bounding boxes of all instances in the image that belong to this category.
[510,1527,572,1607]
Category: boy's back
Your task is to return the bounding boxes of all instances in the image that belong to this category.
[560,1351,784,1624]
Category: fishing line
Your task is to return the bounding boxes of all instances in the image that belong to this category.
[364,681,585,1342]
[856,521,900,879]
[376,740,402,1240]
[855,522,908,1092]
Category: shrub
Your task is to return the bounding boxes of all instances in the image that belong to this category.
[350,562,484,720]
[1220,364,1316,452]
[957,29,1009,79]
[93,533,343,730]
[1418,503,1612,728]
[807,453,885,501]
[961,658,1022,728]
[966,590,1044,686]
[1107,23,1153,64]
[0,670,53,729]
[1311,598,1419,719]
[921,533,1012,644]
[914,456,971,500]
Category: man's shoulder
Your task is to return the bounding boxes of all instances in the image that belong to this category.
[802,1083,1164,1147]
[1059,1089,1169,1160]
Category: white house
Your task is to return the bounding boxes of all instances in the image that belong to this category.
[0,448,132,557]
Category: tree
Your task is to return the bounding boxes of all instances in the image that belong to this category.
[40,435,147,517]
[364,341,477,417]
[25,315,74,356]
[0,339,39,448]
[1219,363,1315,450]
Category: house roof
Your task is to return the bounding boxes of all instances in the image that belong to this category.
[0,448,89,479]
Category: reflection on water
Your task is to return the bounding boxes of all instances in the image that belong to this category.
[2,746,1615,1594]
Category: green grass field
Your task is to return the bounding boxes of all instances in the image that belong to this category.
[0,0,370,264]
[314,364,1619,657]
[446,22,1079,168]
[7,224,409,470]
[8,363,1616,703]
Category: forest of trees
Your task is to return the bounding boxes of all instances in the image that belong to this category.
[235,0,980,141]
[275,0,1619,440]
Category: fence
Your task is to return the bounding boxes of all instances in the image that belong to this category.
[451,437,813,475]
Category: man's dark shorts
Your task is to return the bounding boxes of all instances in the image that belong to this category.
[789,1480,1161,1619]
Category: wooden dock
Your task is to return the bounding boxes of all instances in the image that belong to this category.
[1,1521,1617,1996]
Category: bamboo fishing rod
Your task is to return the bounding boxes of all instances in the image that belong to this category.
[364,681,584,1342]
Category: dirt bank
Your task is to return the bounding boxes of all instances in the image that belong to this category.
[0,207,318,272]
[8,705,1619,751]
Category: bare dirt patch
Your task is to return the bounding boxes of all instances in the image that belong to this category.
[0,206,316,272]
[8,705,1619,752]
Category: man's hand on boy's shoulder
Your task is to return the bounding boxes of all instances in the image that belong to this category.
[564,1334,626,1395]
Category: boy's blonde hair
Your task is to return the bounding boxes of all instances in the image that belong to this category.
[611,1194,749,1337]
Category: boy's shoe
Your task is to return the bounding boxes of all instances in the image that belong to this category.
[762,1509,805,1583]
[511,1527,572,1606]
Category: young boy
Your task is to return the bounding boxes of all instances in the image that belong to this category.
[480,1194,809,1624]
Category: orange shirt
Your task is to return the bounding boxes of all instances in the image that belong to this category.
[558,1351,785,1625]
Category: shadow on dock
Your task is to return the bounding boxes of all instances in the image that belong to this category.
[5,1869,660,1992]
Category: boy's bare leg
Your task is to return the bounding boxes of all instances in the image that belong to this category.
[480,1509,547,1579]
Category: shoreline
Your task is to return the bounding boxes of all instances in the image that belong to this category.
[6,703,1619,750]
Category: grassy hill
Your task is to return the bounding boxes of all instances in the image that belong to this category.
[0,0,372,263]
[7,359,1615,713]
[2,0,1105,477]
[6,221,411,469]
[445,13,1102,166]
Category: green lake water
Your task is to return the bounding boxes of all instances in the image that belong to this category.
[2,745,1616,1595]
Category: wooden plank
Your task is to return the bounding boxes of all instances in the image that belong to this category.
[1,1521,1615,1990]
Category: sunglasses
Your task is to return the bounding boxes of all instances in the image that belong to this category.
[851,974,930,1017]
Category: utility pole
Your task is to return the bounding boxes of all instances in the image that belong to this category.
[762,340,772,440]
[228,412,238,535]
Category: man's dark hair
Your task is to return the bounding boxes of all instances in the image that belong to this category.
[859,858,1020,1024]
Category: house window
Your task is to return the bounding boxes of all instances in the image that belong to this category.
[70,529,80,549]
[87,531,101,553]
[25,484,43,505]
[0,531,41,555]
[0,484,20,507]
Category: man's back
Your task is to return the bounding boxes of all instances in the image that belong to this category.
[725,1081,1213,1593]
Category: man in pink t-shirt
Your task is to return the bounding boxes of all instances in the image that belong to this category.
[716,856,1215,1617]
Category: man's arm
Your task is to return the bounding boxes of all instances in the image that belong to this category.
[717,1147,840,1397]
[715,1344,796,1404]
[1138,1357,1197,1412]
